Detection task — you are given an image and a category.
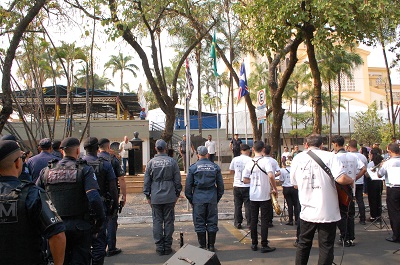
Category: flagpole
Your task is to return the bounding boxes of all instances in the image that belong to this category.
[245,102,248,144]
[216,78,220,166]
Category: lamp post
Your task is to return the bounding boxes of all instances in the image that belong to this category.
[344,98,353,139]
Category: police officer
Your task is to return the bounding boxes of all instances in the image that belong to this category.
[0,140,66,265]
[1,134,31,181]
[185,146,224,252]
[83,137,118,265]
[27,137,59,183]
[98,138,126,257]
[144,139,182,255]
[37,137,106,265]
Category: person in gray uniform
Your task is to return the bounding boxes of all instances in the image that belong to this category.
[143,139,182,256]
[185,146,224,252]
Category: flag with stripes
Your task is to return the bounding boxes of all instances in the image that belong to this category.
[186,58,194,100]
[238,62,249,101]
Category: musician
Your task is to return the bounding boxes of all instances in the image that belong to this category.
[263,145,280,228]
[242,141,277,253]
[332,136,365,247]
[290,134,353,265]
[279,156,299,226]
[347,140,368,225]
[365,148,384,221]
[377,143,400,243]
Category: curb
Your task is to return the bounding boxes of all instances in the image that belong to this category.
[119,213,234,224]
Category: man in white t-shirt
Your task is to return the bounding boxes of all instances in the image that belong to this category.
[290,134,353,265]
[263,145,280,227]
[332,135,365,247]
[205,135,216,163]
[242,141,277,253]
[229,144,252,229]
[348,139,368,225]
[119,136,132,174]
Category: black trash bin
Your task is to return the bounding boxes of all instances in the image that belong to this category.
[128,133,143,175]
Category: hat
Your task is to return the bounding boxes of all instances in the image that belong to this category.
[0,140,21,162]
[197,146,208,156]
[155,139,167,151]
[98,138,110,146]
[240,144,250,151]
[1,135,17,141]
[183,134,186,137]
[52,140,61,150]
[39,138,52,149]
[60,137,80,149]
[83,137,99,149]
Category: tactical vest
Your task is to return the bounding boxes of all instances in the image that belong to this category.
[86,157,107,197]
[43,160,88,218]
[0,181,44,264]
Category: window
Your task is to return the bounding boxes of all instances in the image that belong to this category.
[332,72,356,92]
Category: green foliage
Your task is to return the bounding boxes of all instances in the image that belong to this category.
[379,123,399,149]
[352,102,385,146]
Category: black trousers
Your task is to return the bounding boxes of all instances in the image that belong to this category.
[250,200,272,247]
[295,219,336,265]
[283,186,300,222]
[367,180,383,219]
[233,187,251,227]
[355,184,366,222]
[337,201,355,241]
[386,187,400,240]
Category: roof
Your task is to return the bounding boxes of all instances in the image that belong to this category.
[1,85,142,117]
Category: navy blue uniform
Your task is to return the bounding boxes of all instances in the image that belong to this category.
[185,158,224,233]
[27,151,59,182]
[38,156,104,265]
[83,154,118,263]
[0,177,65,264]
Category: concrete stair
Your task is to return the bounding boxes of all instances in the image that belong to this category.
[125,171,234,194]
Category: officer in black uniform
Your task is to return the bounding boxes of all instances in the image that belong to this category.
[1,134,32,181]
[185,146,224,252]
[83,137,118,265]
[0,140,66,265]
[37,137,105,265]
[98,138,126,257]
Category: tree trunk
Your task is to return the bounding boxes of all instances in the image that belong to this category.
[328,80,333,146]
[196,46,202,136]
[304,24,323,134]
[338,73,342,135]
[0,0,48,134]
[382,42,395,137]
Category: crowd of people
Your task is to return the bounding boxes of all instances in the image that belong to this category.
[1,132,399,265]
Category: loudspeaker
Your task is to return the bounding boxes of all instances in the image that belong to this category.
[163,244,221,265]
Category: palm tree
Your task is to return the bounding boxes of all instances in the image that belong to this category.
[104,53,139,94]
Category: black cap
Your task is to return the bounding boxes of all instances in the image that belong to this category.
[83,137,99,149]
[155,139,167,151]
[60,137,80,149]
[98,138,110,147]
[52,140,61,150]
[240,144,250,151]
[39,138,52,149]
[0,140,21,162]
[1,135,17,141]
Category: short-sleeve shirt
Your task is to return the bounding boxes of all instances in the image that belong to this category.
[351,151,368,185]
[290,148,346,223]
[335,151,365,196]
[242,156,273,201]
[119,141,132,158]
[378,156,400,187]
[229,155,252,187]
[231,138,242,153]
[279,167,292,187]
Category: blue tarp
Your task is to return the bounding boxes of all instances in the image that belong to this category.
[175,113,220,129]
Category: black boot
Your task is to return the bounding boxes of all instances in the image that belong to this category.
[197,232,206,249]
[207,232,217,252]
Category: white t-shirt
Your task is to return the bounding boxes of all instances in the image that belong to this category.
[335,151,365,195]
[265,156,280,173]
[242,156,273,201]
[282,151,291,159]
[367,161,382,181]
[351,151,368,184]
[279,167,292,187]
[378,156,400,187]
[205,140,216,155]
[119,141,132,158]
[229,154,252,188]
[290,148,346,223]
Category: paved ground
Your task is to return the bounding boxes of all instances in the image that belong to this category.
[106,191,400,264]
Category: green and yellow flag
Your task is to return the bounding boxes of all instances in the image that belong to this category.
[210,31,219,77]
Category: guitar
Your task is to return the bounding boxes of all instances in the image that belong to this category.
[335,182,353,207]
